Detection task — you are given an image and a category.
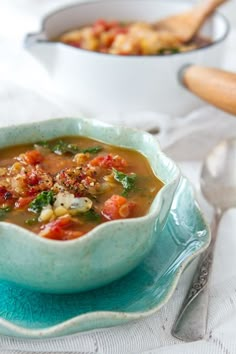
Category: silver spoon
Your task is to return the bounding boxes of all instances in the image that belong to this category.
[171,138,236,341]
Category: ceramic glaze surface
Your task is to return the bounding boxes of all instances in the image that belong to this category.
[0,177,210,338]
[0,117,180,293]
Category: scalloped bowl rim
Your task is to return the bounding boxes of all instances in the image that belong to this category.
[0,116,180,248]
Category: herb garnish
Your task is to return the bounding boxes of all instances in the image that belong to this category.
[81,146,102,154]
[0,206,11,220]
[74,208,101,222]
[29,191,55,213]
[83,209,101,222]
[35,140,102,156]
[112,168,136,196]
[158,47,180,55]
[52,141,80,155]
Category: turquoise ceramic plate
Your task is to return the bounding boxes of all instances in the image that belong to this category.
[0,177,210,339]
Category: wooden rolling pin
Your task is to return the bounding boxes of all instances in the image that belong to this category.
[180,65,236,115]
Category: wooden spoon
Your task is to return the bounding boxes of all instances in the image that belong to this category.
[180,65,236,115]
[155,0,228,43]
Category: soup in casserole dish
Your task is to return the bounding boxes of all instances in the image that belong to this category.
[58,19,211,55]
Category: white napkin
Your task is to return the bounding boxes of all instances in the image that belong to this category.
[1,1,236,353]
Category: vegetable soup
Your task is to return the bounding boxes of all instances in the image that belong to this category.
[0,137,164,241]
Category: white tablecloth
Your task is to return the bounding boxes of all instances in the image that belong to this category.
[1,1,236,353]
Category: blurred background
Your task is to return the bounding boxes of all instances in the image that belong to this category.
[0,0,235,81]
[0,0,236,113]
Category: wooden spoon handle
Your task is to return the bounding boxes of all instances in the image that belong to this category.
[181,65,236,115]
[200,0,228,15]
[155,0,228,42]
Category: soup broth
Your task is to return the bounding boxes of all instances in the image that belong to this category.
[0,136,164,240]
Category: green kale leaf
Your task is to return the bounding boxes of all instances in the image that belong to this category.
[112,168,137,196]
[81,146,102,154]
[52,140,80,155]
[83,209,101,222]
[36,140,102,156]
[29,191,55,213]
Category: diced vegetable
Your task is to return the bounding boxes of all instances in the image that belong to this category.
[39,206,54,222]
[54,206,68,217]
[15,196,35,209]
[54,192,75,209]
[20,150,44,165]
[101,194,136,220]
[90,154,127,170]
[69,197,93,213]
[36,140,102,156]
[73,153,90,165]
[39,215,83,240]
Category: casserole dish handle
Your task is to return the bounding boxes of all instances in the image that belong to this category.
[180,64,236,116]
[156,64,236,147]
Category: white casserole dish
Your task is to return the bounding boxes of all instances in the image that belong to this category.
[25,0,230,117]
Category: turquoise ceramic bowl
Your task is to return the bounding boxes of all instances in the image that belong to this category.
[0,117,180,294]
[0,177,210,338]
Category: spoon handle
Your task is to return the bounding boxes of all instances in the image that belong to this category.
[192,0,228,27]
[155,0,227,42]
[171,209,222,342]
[180,65,236,116]
[199,0,228,16]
